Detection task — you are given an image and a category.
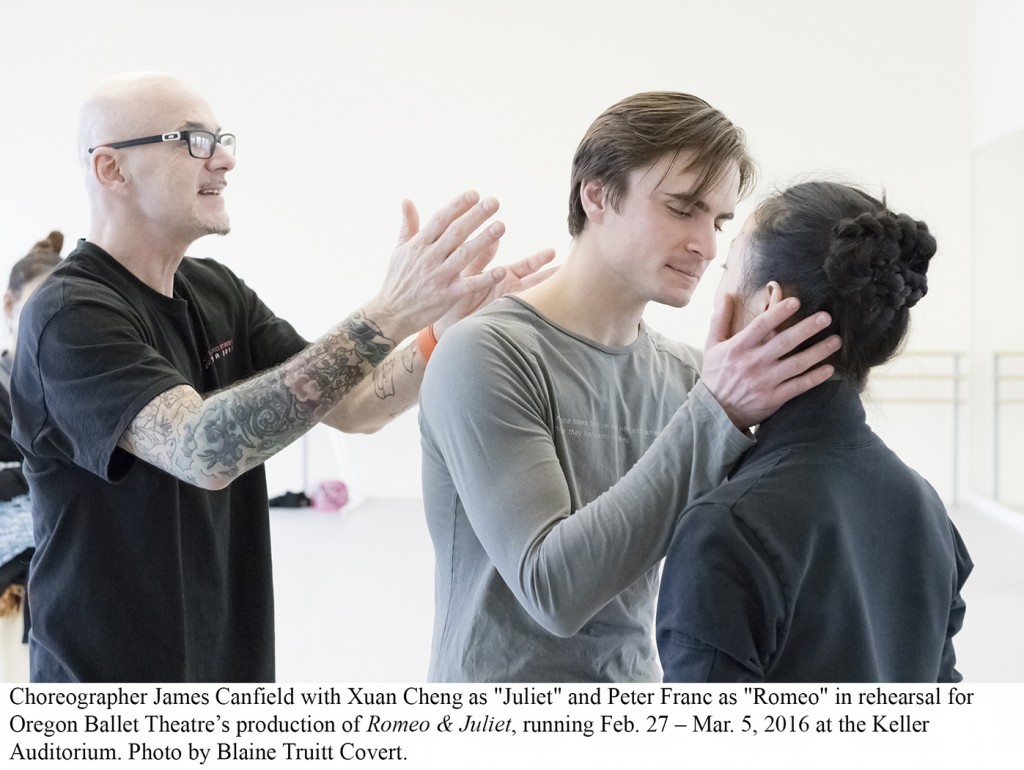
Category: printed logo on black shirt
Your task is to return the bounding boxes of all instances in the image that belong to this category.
[204,339,234,369]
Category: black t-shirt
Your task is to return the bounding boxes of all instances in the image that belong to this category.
[12,241,308,682]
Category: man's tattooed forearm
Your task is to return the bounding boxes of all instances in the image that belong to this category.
[373,354,396,400]
[127,310,397,484]
[191,375,306,476]
[202,310,396,474]
[373,342,418,401]
[347,315,394,365]
[401,343,416,374]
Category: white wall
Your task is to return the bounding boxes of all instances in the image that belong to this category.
[973,0,1024,510]
[0,0,974,499]
[972,136,1024,507]
[975,0,1024,147]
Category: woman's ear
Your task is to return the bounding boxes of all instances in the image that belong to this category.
[580,178,608,225]
[765,280,789,309]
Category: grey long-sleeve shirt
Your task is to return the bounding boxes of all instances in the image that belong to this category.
[419,298,751,682]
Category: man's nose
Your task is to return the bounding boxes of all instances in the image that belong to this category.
[687,221,717,262]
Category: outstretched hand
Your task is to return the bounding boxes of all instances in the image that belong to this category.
[434,248,558,338]
[371,191,510,339]
[701,293,841,430]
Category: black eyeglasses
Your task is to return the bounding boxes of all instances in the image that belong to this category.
[88,130,236,159]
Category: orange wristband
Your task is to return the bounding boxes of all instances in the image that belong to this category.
[417,324,438,365]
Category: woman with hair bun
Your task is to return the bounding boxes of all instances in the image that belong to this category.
[656,182,973,682]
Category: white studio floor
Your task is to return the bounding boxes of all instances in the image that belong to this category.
[270,499,1024,683]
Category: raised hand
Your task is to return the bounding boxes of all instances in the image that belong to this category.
[701,294,841,429]
[370,191,509,340]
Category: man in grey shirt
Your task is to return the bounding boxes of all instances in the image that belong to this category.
[419,92,840,682]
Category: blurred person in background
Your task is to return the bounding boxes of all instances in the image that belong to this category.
[0,231,62,682]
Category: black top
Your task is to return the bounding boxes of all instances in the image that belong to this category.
[12,241,307,682]
[656,379,973,682]
[0,353,29,501]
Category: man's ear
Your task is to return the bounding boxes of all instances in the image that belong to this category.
[580,178,609,225]
[91,150,127,190]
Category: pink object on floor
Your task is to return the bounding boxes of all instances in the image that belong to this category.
[310,480,349,512]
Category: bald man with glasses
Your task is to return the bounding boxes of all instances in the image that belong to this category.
[11,71,552,682]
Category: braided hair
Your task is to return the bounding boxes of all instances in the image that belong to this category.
[741,182,936,386]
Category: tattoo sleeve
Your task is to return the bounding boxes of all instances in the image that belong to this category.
[373,354,397,400]
[120,310,396,488]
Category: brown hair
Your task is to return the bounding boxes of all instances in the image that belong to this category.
[8,231,63,296]
[567,92,756,237]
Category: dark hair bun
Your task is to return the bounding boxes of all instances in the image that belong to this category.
[824,211,936,317]
[29,231,64,256]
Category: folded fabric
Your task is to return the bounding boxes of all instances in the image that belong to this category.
[0,494,33,567]
[269,490,311,508]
